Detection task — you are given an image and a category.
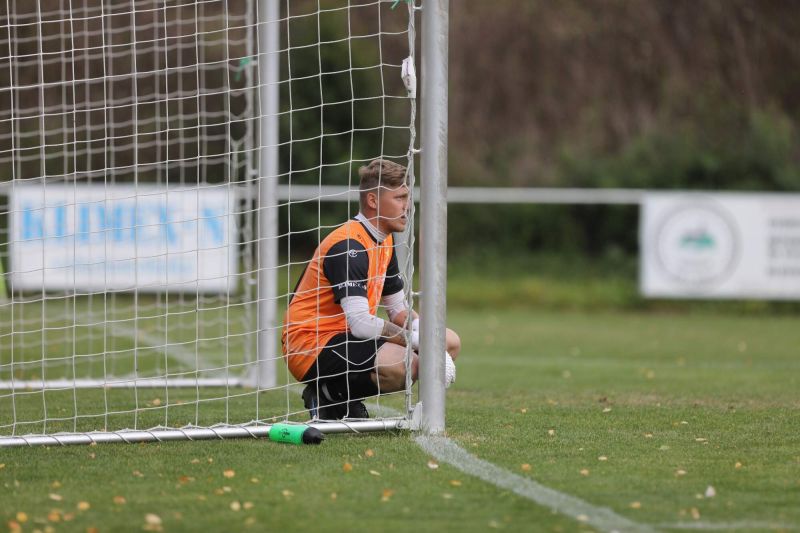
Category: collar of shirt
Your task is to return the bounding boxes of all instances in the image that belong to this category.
[355,213,387,243]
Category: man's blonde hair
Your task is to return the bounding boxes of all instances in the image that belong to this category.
[358,158,408,210]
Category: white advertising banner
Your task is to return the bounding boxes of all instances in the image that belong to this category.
[640,192,800,299]
[10,184,238,293]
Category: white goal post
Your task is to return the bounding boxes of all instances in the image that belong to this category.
[0,0,449,447]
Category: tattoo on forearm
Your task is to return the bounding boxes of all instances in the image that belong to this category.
[381,320,406,346]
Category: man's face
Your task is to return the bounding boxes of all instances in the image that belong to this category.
[376,184,410,234]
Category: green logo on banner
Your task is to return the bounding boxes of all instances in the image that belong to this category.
[680,231,715,250]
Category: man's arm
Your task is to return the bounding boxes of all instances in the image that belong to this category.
[380,319,407,346]
[340,295,407,346]
[381,290,417,328]
[381,249,415,325]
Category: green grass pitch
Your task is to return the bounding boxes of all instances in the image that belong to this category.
[2,308,799,532]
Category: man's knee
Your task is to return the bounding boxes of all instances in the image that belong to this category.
[446,328,461,360]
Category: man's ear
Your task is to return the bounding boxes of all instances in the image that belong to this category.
[366,190,379,210]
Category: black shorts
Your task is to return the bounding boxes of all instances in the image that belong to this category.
[301,332,386,383]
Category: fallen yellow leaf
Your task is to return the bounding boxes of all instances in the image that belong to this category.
[243,502,254,510]
[598,456,608,461]
[547,429,556,436]
[113,496,127,505]
[343,462,353,473]
[521,464,531,471]
[6,521,20,532]
[223,469,235,478]
[48,493,63,501]
[190,458,200,464]
[230,501,241,512]
[630,501,642,509]
[676,469,687,477]
[47,510,61,522]
[427,460,439,470]
[145,513,162,526]
[77,501,90,511]
[381,489,394,502]
[580,469,590,476]
[369,470,381,476]
[281,489,294,499]
[365,449,374,457]
[449,480,462,487]
[143,523,163,531]
[691,507,700,520]
[735,461,743,470]
[15,512,27,523]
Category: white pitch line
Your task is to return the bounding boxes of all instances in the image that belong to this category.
[414,434,657,533]
[104,322,214,373]
[371,405,652,532]
[357,408,794,533]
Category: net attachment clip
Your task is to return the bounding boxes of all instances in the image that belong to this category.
[402,57,417,99]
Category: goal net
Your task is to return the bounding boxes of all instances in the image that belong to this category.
[0,0,419,446]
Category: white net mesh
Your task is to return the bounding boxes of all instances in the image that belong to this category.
[0,0,417,443]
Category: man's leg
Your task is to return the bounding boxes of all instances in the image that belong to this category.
[304,334,385,420]
[373,343,418,392]
[446,328,462,360]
